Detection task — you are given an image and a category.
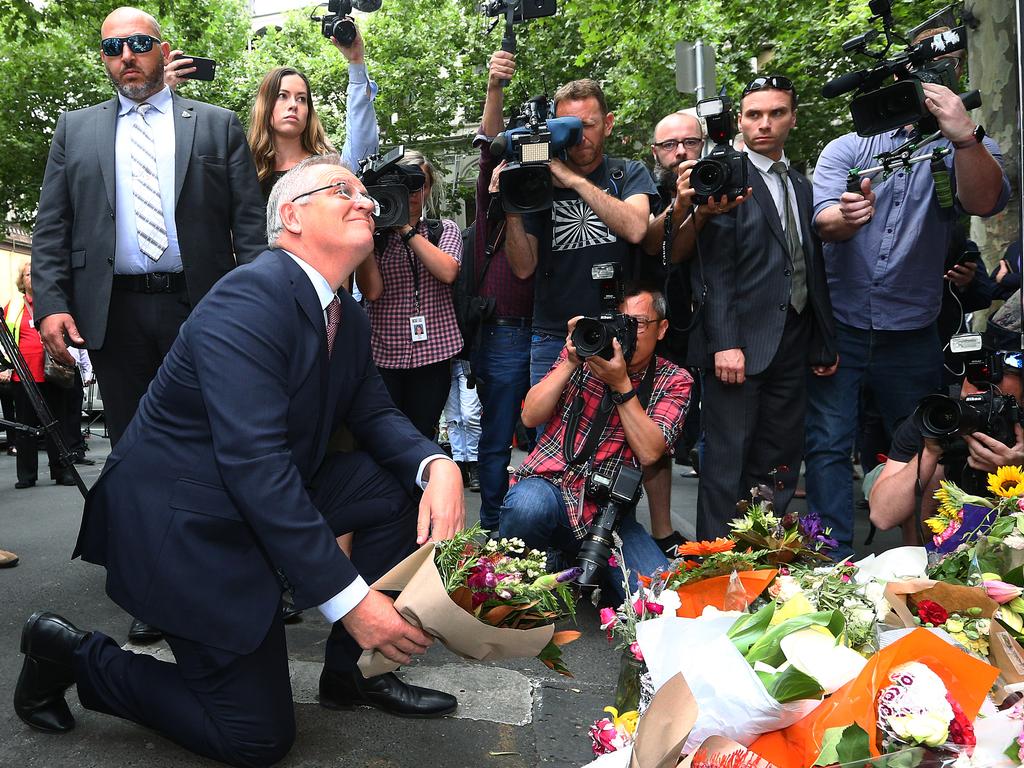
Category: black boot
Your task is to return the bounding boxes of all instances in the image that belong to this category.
[14,612,88,733]
[319,669,457,718]
[466,461,480,492]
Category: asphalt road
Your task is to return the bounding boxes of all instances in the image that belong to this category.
[0,427,898,767]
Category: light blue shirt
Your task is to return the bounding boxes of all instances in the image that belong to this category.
[340,62,380,174]
[283,250,450,623]
[113,85,183,274]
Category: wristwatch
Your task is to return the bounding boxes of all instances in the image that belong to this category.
[401,228,418,244]
[610,387,637,406]
[953,124,985,149]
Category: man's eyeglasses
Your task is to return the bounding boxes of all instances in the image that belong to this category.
[652,138,704,152]
[742,75,797,100]
[291,180,381,215]
[101,35,161,57]
[627,315,661,330]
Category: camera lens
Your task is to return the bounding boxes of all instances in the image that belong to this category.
[691,158,726,196]
[571,318,610,359]
[329,17,356,46]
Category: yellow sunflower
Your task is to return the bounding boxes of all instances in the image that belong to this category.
[988,466,1024,498]
[933,481,961,517]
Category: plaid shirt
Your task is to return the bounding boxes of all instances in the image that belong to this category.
[513,349,693,539]
[367,218,464,369]
[473,137,534,319]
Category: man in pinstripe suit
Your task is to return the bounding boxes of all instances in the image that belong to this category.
[688,76,837,539]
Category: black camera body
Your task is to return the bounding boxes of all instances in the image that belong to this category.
[691,94,748,206]
[914,392,1021,448]
[481,0,557,22]
[570,263,637,363]
[576,464,644,586]
[357,146,424,229]
[490,97,583,214]
[822,2,979,137]
[314,0,381,45]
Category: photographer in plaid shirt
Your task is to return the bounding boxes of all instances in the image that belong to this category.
[497,284,692,601]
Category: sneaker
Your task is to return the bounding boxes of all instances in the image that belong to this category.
[654,531,687,558]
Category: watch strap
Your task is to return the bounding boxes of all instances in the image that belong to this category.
[401,228,418,244]
[953,125,985,149]
[611,387,637,405]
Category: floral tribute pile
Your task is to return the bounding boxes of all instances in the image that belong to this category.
[578,470,1024,768]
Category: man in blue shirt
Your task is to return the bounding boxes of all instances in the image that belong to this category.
[805,48,1010,558]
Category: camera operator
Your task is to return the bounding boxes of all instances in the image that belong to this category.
[689,76,837,540]
[869,351,1024,543]
[502,79,658,386]
[637,110,753,555]
[805,28,1010,559]
[497,284,692,602]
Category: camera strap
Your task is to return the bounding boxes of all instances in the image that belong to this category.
[562,358,657,467]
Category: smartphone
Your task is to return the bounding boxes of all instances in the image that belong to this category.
[178,55,216,81]
[957,248,981,267]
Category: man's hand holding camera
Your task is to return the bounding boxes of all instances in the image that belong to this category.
[487,49,516,90]
[331,18,365,62]
[922,83,976,146]
[964,424,1024,473]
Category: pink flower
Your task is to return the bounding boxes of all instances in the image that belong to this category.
[589,718,618,755]
[982,579,1023,604]
[1018,498,1024,512]
[629,641,644,661]
[608,554,618,568]
[645,601,664,616]
[599,607,618,630]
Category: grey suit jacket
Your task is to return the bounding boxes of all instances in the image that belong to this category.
[688,156,836,376]
[31,91,267,349]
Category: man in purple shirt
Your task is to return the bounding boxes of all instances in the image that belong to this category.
[469,49,536,533]
[805,48,1010,558]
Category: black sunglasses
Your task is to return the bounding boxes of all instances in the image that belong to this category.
[101,35,161,57]
[742,75,797,100]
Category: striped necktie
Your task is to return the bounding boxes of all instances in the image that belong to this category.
[131,103,169,262]
[326,296,341,357]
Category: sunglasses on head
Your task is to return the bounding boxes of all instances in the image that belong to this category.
[742,75,796,99]
[101,34,161,57]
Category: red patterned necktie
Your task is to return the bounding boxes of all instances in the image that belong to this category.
[326,296,341,357]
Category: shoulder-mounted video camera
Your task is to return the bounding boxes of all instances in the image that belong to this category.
[356,146,424,229]
[570,262,638,363]
[691,92,748,206]
[821,1,980,137]
[311,0,381,46]
[489,96,583,214]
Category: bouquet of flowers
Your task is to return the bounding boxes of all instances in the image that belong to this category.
[660,543,776,618]
[875,661,977,754]
[589,706,640,757]
[730,501,836,564]
[768,563,889,654]
[912,600,991,658]
[357,524,581,676]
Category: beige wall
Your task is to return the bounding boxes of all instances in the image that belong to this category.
[0,242,31,310]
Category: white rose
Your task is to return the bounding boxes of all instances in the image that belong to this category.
[887,712,950,747]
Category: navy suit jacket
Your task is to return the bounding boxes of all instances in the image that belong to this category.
[688,156,836,376]
[75,250,437,655]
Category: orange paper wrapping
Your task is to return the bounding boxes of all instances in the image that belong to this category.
[749,628,998,768]
[673,570,778,618]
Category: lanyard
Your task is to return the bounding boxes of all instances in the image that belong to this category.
[401,228,421,314]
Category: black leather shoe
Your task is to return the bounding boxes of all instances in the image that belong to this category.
[15,480,35,489]
[72,454,95,466]
[55,471,77,487]
[127,618,163,644]
[14,611,88,733]
[467,462,481,493]
[319,670,457,718]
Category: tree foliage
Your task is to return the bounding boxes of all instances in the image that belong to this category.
[0,0,997,225]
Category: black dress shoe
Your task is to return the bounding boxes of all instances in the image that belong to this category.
[467,462,481,493]
[14,611,88,733]
[72,454,95,466]
[14,480,35,489]
[127,618,163,644]
[319,670,457,718]
[55,471,77,487]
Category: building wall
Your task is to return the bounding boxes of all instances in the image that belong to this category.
[0,234,31,311]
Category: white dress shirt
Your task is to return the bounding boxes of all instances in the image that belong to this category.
[114,85,183,274]
[745,149,803,246]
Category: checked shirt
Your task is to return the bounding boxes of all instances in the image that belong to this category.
[513,348,693,539]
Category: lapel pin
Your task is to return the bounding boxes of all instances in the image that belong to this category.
[182,111,191,118]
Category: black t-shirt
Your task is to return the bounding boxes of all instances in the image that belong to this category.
[524,157,657,335]
[887,418,986,495]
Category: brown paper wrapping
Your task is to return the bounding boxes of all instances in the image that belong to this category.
[357,543,555,677]
[628,673,698,768]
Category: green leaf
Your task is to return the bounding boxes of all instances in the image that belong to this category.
[745,610,845,667]
[762,665,823,704]
[726,601,775,655]
[813,723,871,765]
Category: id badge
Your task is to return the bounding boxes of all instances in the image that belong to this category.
[410,315,428,342]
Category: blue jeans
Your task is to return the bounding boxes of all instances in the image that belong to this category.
[498,476,669,605]
[530,332,565,386]
[471,325,532,532]
[804,322,941,559]
[444,360,482,462]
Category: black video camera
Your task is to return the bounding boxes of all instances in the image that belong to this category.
[357,146,425,229]
[490,97,583,213]
[691,94,748,206]
[821,1,980,136]
[576,464,644,586]
[481,0,557,22]
[312,0,381,45]
[570,263,637,363]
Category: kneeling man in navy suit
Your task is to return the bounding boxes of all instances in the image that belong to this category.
[14,155,466,767]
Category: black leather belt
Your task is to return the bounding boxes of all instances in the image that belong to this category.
[113,272,186,294]
[486,317,531,328]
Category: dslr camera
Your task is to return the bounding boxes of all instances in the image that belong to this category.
[690,94,748,206]
[312,0,381,46]
[914,335,1023,448]
[821,0,980,136]
[576,464,644,586]
[570,263,637,363]
[490,97,583,213]
[357,146,425,229]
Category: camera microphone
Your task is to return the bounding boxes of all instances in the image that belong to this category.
[821,70,871,99]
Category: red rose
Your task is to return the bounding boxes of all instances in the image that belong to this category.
[916,600,949,626]
[946,692,976,747]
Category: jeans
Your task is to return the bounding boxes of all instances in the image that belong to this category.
[472,325,532,532]
[530,332,565,386]
[444,360,482,462]
[804,322,941,559]
[498,476,668,605]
